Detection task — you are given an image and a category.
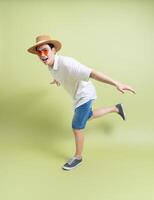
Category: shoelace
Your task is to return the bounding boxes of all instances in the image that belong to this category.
[67,157,78,165]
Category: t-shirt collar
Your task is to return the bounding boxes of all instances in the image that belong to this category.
[52,55,59,70]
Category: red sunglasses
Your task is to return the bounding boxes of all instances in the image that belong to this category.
[37,49,49,56]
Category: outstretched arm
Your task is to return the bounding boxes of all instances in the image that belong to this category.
[90,69,135,94]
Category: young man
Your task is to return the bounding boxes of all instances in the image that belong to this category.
[27,35,135,171]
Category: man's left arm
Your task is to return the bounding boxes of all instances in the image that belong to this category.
[90,69,136,94]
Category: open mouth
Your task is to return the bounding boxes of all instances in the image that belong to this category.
[41,57,48,62]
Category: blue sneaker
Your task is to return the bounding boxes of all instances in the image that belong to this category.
[115,103,126,120]
[62,157,82,171]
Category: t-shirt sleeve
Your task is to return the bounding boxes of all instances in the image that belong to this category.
[65,57,92,81]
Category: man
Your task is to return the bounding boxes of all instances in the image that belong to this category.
[27,35,135,171]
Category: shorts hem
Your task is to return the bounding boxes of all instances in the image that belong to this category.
[72,126,86,130]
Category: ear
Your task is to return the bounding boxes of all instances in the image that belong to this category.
[52,47,56,54]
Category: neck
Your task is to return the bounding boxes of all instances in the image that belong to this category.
[48,55,55,69]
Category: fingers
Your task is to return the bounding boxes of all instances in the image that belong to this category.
[50,80,56,84]
[117,85,136,94]
[50,80,61,86]
[119,89,125,94]
[117,86,125,94]
[123,87,136,94]
[128,89,136,94]
[56,82,61,87]
[124,86,136,94]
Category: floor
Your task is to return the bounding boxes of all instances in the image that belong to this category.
[0,127,154,200]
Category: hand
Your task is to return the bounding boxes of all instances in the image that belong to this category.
[116,83,136,94]
[50,79,61,87]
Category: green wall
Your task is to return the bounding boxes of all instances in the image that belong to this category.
[0,1,154,200]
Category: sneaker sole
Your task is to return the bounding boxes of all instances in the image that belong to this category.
[120,104,126,120]
[116,103,126,121]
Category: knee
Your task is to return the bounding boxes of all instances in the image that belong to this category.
[73,129,82,135]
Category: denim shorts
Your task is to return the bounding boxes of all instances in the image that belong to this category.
[72,100,93,130]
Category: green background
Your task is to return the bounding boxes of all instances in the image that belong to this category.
[0,0,154,199]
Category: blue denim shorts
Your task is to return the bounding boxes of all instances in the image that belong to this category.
[72,100,93,130]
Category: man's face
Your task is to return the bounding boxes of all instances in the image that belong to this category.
[36,44,56,65]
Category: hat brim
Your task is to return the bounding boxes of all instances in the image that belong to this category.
[27,40,62,54]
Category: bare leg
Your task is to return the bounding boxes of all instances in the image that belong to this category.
[71,106,119,159]
[73,129,84,159]
[90,105,118,120]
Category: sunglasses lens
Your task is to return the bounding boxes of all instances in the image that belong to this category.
[37,51,41,56]
[37,49,48,56]
[43,50,48,56]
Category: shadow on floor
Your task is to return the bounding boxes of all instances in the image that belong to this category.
[0,89,115,159]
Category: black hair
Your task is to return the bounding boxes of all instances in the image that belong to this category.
[48,43,55,49]
[36,43,55,51]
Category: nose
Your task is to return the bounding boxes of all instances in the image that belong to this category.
[40,51,46,56]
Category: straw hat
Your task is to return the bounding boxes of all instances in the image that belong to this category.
[27,35,62,54]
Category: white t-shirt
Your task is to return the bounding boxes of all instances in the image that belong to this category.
[49,55,97,108]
